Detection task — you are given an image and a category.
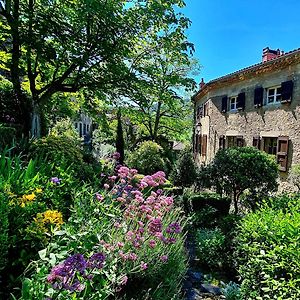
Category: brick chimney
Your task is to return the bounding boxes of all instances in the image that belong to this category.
[262,47,283,62]
[199,78,205,89]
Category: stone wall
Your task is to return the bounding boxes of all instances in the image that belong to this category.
[194,63,300,186]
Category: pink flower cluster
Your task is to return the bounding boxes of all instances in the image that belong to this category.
[95,167,182,278]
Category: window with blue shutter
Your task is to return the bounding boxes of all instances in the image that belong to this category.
[221,96,228,113]
[254,87,264,107]
[281,80,293,103]
[237,92,245,111]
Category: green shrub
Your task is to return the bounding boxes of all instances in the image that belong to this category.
[199,147,279,213]
[288,164,300,190]
[195,227,226,270]
[30,135,83,167]
[171,148,197,188]
[0,124,17,149]
[221,281,241,300]
[126,141,169,175]
[0,192,9,271]
[235,197,300,299]
[190,192,231,216]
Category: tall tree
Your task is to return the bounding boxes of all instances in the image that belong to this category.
[121,24,200,142]
[0,0,189,136]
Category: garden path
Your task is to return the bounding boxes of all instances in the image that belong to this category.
[183,233,225,300]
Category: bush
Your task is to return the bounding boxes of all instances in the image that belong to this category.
[171,148,197,188]
[199,147,278,213]
[189,192,230,215]
[195,228,226,270]
[30,135,83,168]
[0,192,9,272]
[0,124,17,149]
[289,164,300,190]
[126,141,169,175]
[221,281,241,300]
[235,196,300,299]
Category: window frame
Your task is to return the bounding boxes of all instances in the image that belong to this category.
[266,86,282,105]
[229,96,238,111]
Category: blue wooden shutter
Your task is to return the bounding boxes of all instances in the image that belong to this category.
[281,80,293,103]
[221,96,228,113]
[254,87,264,107]
[237,92,245,110]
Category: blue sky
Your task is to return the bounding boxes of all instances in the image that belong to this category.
[181,0,300,84]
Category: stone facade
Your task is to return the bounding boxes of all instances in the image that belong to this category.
[193,48,300,187]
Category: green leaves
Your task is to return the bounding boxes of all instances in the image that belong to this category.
[236,198,300,299]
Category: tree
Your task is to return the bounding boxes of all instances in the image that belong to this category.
[118,20,200,143]
[0,0,190,136]
[116,108,124,165]
[201,147,279,214]
[171,148,197,189]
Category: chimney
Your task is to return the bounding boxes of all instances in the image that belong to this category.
[199,78,205,89]
[262,47,283,62]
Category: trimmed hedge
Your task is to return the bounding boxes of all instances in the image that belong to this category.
[236,195,300,299]
[190,192,231,215]
[0,124,16,149]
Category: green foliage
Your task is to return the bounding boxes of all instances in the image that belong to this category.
[221,281,241,300]
[288,164,300,190]
[0,124,17,149]
[171,149,197,188]
[235,195,300,299]
[200,147,279,213]
[0,192,9,271]
[126,141,169,175]
[195,228,226,270]
[19,168,188,300]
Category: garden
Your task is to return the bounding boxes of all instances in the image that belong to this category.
[1,1,300,299]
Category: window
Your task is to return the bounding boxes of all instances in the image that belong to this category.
[226,136,244,148]
[203,101,209,116]
[253,136,261,149]
[262,136,289,171]
[230,96,237,111]
[267,86,282,104]
[196,105,203,119]
[87,124,90,132]
[263,137,277,155]
[221,96,228,113]
[219,135,225,150]
[75,122,78,129]
[201,135,207,156]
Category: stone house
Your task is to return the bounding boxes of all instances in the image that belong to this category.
[192,47,300,184]
[74,113,93,144]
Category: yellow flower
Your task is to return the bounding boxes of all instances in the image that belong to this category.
[23,193,36,201]
[35,188,43,194]
[34,210,64,233]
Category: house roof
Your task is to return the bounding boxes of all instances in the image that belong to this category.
[193,47,300,102]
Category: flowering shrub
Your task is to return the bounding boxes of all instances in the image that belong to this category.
[20,167,187,299]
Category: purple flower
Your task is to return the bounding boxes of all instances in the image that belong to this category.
[148,218,163,235]
[50,177,61,185]
[87,252,106,269]
[47,254,87,292]
[64,254,87,275]
[113,152,121,160]
[166,222,182,234]
[95,193,104,201]
[160,255,168,263]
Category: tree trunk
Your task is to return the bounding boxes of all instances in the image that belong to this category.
[30,102,41,138]
[153,101,162,141]
[116,108,125,164]
[233,190,238,214]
